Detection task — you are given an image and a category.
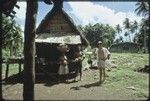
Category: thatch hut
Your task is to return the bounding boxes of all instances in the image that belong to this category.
[109,42,141,53]
[35,0,89,75]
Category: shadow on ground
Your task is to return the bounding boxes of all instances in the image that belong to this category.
[70,81,100,90]
[2,71,78,87]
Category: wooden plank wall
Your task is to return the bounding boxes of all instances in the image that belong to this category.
[45,10,76,33]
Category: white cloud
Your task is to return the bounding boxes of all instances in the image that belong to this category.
[14,2,27,20]
[14,1,142,42]
[14,2,40,32]
[15,2,142,30]
[68,2,142,27]
[14,2,26,32]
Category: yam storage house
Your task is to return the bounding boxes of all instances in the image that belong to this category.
[35,1,89,75]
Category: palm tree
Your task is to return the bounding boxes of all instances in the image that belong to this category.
[123,18,131,42]
[119,36,123,42]
[23,0,38,100]
[135,1,149,53]
[133,19,148,49]
[115,38,119,43]
[140,18,148,53]
[135,1,149,17]
[116,24,122,39]
[116,24,122,34]
[124,32,129,42]
[133,33,138,43]
[130,20,138,42]
[133,20,138,34]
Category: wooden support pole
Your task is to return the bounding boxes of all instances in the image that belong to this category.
[19,63,21,73]
[23,0,38,100]
[0,3,3,100]
[5,64,9,81]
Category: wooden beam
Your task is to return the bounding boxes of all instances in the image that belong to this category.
[19,63,22,73]
[0,3,3,100]
[5,64,9,81]
[23,0,38,100]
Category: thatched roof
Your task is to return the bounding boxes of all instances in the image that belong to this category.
[110,42,141,47]
[109,42,142,53]
[35,33,81,44]
[36,6,89,46]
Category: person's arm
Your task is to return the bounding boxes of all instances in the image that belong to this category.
[78,52,85,61]
[107,54,110,60]
[57,56,63,64]
[94,48,97,59]
[107,49,111,60]
[104,48,111,60]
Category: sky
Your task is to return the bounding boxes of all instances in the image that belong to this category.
[14,1,142,41]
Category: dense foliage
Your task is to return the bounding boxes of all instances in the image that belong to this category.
[114,1,149,53]
[2,15,23,57]
[79,23,116,48]
[134,1,149,52]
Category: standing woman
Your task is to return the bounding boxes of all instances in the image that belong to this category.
[95,41,110,84]
[57,43,69,82]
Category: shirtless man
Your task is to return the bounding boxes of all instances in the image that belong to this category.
[95,41,110,84]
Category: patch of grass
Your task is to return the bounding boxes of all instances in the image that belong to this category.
[104,68,149,99]
[2,64,23,78]
[110,53,149,71]
[107,68,148,86]
[133,90,149,98]
[103,53,149,99]
[2,52,149,99]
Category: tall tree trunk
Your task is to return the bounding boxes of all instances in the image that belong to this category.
[128,30,131,42]
[23,0,38,100]
[143,27,147,53]
[0,4,3,100]
[129,35,131,42]
[9,41,13,57]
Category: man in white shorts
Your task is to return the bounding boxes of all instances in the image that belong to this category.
[95,41,110,84]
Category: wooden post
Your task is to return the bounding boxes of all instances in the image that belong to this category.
[19,63,21,73]
[5,64,9,81]
[143,26,147,53]
[0,3,3,100]
[23,0,38,100]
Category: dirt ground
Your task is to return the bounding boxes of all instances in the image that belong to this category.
[2,69,148,100]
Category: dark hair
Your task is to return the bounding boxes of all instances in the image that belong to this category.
[97,42,102,47]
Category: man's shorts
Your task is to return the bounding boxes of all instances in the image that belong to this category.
[97,59,111,69]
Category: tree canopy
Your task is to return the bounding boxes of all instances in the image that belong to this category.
[134,1,149,52]
[80,23,116,48]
